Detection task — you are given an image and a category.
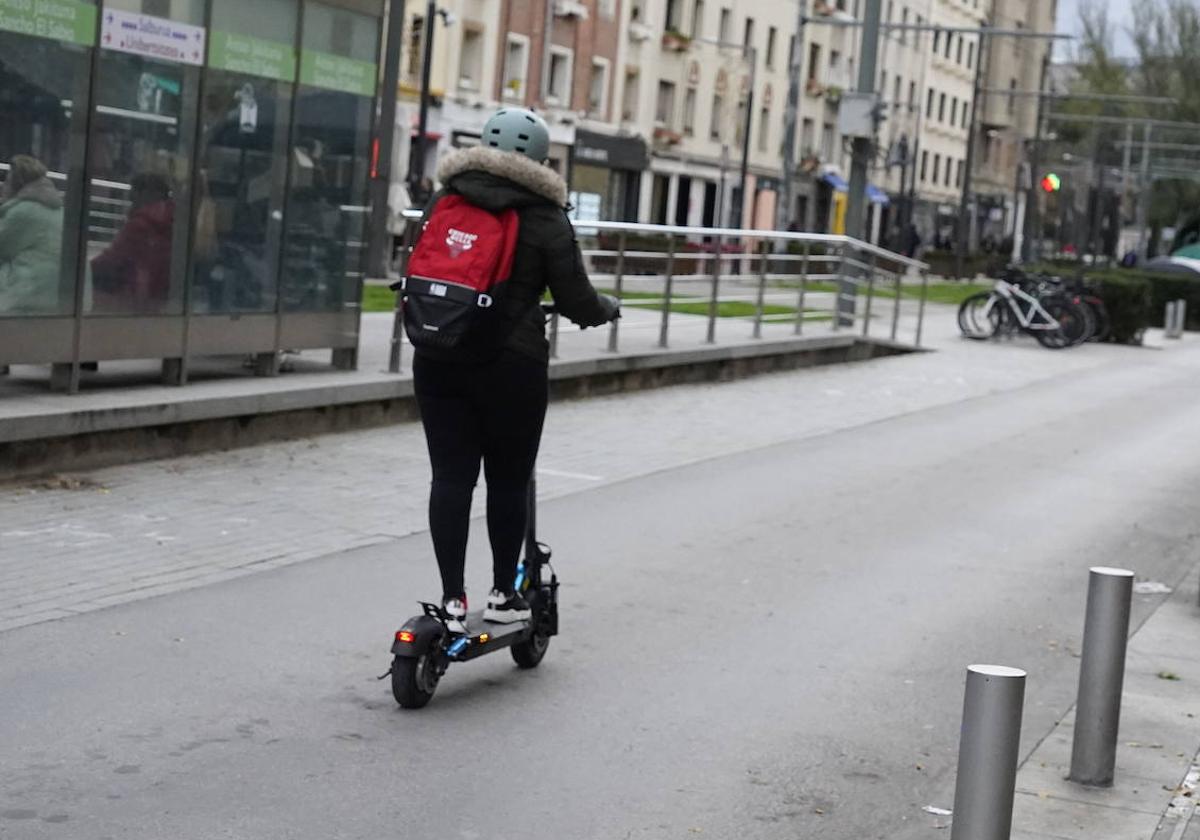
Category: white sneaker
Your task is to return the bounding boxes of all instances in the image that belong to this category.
[484,588,532,624]
[442,596,468,634]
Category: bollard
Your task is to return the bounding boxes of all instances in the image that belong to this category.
[1165,301,1179,339]
[1178,300,1189,337]
[951,665,1026,840]
[1070,566,1134,787]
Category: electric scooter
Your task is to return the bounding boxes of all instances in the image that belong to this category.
[383,478,558,709]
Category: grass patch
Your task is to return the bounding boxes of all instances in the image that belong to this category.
[362,284,397,313]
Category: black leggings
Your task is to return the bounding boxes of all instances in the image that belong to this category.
[413,350,549,601]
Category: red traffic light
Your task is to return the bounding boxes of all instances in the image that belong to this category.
[1041,173,1062,193]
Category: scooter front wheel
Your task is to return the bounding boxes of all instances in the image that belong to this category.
[392,653,439,709]
[510,631,550,669]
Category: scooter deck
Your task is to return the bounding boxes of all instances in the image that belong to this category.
[445,611,531,661]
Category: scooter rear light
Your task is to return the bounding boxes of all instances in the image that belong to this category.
[396,630,415,643]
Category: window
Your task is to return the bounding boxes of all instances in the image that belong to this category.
[938,92,946,122]
[743,17,754,49]
[589,59,610,117]
[926,87,934,118]
[503,35,530,101]
[458,27,484,91]
[719,7,731,42]
[956,36,963,64]
[665,0,682,32]
[758,106,769,151]
[956,159,964,188]
[801,118,815,154]
[945,33,952,59]
[900,7,908,44]
[691,0,704,38]
[830,49,841,84]
[962,101,969,129]
[547,47,573,105]
[908,81,916,109]
[710,93,723,139]
[932,153,941,184]
[967,41,974,69]
[821,122,834,158]
[893,75,901,109]
[85,0,207,316]
[683,87,697,134]
[1008,78,1017,115]
[920,149,928,181]
[807,43,821,82]
[945,156,953,186]
[766,26,777,68]
[950,97,958,126]
[281,1,379,314]
[932,29,939,53]
[880,70,887,96]
[598,0,616,19]
[192,0,298,315]
[622,68,639,121]
[734,97,747,145]
[656,80,676,126]
[886,0,894,31]
[406,14,425,80]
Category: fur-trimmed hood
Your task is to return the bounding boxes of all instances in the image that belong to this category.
[436,146,568,208]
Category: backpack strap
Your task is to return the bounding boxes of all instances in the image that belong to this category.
[402,275,495,308]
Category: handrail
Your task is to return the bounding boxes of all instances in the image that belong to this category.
[398,208,929,272]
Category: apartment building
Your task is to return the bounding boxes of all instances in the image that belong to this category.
[973,0,1056,251]
[388,0,1055,246]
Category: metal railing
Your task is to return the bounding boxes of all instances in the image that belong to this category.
[388,211,930,373]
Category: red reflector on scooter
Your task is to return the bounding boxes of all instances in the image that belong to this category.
[396,630,415,643]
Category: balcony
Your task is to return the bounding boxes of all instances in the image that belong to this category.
[554,0,588,18]
[661,29,691,52]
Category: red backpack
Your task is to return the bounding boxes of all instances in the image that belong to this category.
[394,195,520,350]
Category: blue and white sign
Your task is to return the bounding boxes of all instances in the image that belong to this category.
[101,9,205,66]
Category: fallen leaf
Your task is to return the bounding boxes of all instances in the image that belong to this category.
[1158,671,1182,681]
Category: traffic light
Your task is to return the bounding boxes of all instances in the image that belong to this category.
[1041,173,1062,193]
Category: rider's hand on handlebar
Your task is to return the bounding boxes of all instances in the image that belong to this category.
[599,293,621,322]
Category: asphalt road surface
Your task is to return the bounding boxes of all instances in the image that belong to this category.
[3,338,1200,839]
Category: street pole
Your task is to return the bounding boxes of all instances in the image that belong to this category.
[845,0,882,242]
[1136,124,1152,259]
[955,25,987,281]
[840,0,882,327]
[776,1,808,234]
[408,0,437,194]
[367,0,406,279]
[1023,51,1049,263]
[734,46,756,229]
[1087,114,1105,262]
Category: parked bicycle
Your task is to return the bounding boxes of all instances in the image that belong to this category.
[958,269,1094,349]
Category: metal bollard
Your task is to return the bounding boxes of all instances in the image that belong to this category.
[1069,566,1134,787]
[1165,302,1179,339]
[1178,300,1189,337]
[950,665,1027,840]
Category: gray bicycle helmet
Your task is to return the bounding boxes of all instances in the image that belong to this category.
[481,108,551,162]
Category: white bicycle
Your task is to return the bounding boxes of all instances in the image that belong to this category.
[958,275,1092,349]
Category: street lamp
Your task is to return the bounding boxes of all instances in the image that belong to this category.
[408,2,455,200]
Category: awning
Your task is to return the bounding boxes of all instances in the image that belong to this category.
[821,171,890,206]
[821,171,849,191]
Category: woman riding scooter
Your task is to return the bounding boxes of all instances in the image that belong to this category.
[412,108,619,632]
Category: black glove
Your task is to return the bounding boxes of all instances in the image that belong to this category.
[599,293,621,322]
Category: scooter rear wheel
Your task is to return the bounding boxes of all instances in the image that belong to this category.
[392,653,439,709]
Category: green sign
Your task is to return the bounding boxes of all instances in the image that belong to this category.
[299,49,376,97]
[0,0,96,46]
[209,30,296,82]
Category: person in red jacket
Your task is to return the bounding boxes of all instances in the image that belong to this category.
[91,173,175,313]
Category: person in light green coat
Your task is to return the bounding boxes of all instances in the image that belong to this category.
[0,155,65,315]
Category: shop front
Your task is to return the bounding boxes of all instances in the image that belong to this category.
[0,0,384,391]
[568,128,646,224]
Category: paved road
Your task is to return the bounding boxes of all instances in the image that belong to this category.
[3,331,1200,839]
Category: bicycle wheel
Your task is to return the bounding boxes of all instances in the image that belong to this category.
[958,292,1003,340]
[1085,296,1111,342]
[1034,297,1090,349]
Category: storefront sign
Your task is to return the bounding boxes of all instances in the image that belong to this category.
[574,129,648,171]
[209,30,296,82]
[101,9,205,65]
[299,49,376,97]
[0,0,96,46]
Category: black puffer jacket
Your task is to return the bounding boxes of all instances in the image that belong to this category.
[415,146,616,364]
